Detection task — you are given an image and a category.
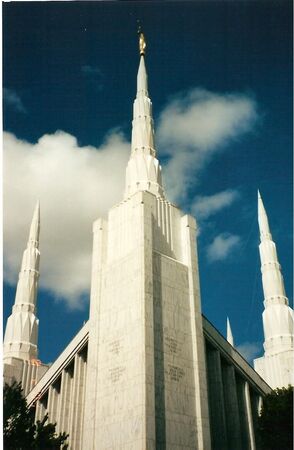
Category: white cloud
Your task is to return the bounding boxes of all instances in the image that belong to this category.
[157,88,257,202]
[191,189,239,219]
[4,87,258,308]
[3,130,130,309]
[206,233,241,262]
[237,342,261,364]
[3,88,26,113]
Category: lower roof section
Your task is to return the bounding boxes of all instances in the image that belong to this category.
[26,314,271,407]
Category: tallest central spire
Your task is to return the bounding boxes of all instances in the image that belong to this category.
[137,27,148,95]
[124,30,165,199]
[137,53,148,96]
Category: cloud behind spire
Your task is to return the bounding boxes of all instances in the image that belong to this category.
[3,87,258,307]
[158,88,258,203]
[3,130,130,308]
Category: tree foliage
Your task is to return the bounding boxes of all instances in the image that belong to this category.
[3,382,68,449]
[257,385,293,450]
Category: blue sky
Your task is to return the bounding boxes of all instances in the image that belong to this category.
[3,1,293,365]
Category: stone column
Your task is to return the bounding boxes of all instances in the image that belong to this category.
[35,390,48,422]
[206,346,227,449]
[69,350,87,450]
[244,381,256,450]
[56,364,74,435]
[47,384,57,424]
[258,395,263,415]
[236,376,257,449]
[47,377,61,425]
[221,363,242,450]
[35,400,43,422]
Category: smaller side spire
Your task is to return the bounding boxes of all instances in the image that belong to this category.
[226,317,234,346]
[254,191,294,388]
[4,201,41,361]
[258,190,272,241]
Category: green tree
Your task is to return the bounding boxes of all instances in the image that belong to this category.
[3,382,68,450]
[257,385,293,450]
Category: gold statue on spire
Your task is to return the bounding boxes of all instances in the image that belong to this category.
[138,24,146,55]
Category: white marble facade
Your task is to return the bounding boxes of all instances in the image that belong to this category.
[83,186,211,449]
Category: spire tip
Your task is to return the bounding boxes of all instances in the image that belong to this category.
[226,317,234,346]
[28,200,40,244]
[34,200,40,220]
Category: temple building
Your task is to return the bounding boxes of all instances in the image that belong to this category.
[3,32,293,450]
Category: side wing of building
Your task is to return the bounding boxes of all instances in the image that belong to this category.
[26,317,271,450]
[26,322,89,450]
